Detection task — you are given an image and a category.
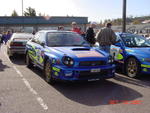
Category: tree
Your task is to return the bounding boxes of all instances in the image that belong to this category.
[11,10,18,16]
[38,13,42,16]
[132,20,141,25]
[99,20,103,27]
[24,7,36,16]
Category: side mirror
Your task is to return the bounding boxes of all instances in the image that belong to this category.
[41,42,45,47]
[31,37,36,42]
[115,42,121,47]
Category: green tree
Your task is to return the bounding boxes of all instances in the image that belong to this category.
[38,13,42,16]
[24,7,36,16]
[11,10,18,16]
[99,20,103,27]
[132,20,141,25]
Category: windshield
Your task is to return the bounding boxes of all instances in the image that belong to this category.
[120,34,150,47]
[46,32,89,47]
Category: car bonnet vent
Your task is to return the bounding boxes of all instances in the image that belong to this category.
[72,48,90,51]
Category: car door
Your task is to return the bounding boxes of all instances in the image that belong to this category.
[34,32,46,67]
[110,35,125,62]
[27,34,40,64]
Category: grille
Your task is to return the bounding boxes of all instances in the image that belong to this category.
[79,61,106,66]
[78,69,110,79]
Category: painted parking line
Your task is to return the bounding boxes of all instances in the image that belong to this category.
[3,48,48,111]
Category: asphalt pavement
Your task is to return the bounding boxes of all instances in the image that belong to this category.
[0,45,150,113]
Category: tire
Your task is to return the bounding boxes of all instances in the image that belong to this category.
[44,60,55,84]
[126,57,140,78]
[26,52,33,68]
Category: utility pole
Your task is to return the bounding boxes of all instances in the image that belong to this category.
[22,0,24,16]
[22,0,24,31]
[122,0,126,32]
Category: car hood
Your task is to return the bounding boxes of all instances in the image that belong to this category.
[49,46,107,60]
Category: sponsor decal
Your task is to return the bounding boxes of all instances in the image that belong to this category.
[108,100,142,105]
[143,68,148,72]
[52,67,60,72]
[54,72,59,76]
[141,64,150,68]
[125,49,134,52]
[75,51,104,58]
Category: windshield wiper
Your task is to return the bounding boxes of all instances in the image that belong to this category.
[62,44,83,46]
[49,45,64,47]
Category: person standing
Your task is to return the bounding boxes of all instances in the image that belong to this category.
[85,22,97,45]
[2,32,7,44]
[4,31,12,44]
[71,22,82,35]
[0,34,3,48]
[58,26,64,30]
[32,30,36,35]
[96,23,117,53]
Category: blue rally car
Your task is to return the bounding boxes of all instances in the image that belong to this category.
[110,32,150,78]
[26,30,115,84]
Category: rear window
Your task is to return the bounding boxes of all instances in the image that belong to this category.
[13,34,33,41]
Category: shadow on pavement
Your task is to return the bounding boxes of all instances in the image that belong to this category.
[29,67,45,79]
[115,73,150,88]
[27,65,143,106]
[9,54,26,65]
[52,79,142,106]
[0,60,10,71]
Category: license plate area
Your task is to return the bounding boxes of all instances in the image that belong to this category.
[90,68,101,73]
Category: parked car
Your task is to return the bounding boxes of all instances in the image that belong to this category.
[26,30,115,84]
[110,32,150,78]
[7,33,33,58]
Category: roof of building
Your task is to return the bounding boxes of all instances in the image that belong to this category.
[0,16,88,25]
[142,20,150,24]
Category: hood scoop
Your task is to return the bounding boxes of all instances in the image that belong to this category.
[72,48,90,51]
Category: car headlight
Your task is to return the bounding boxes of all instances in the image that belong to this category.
[108,56,114,63]
[62,56,74,67]
[143,58,150,62]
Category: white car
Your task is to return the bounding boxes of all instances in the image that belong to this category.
[7,33,33,58]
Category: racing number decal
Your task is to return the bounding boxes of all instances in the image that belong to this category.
[36,49,41,61]
[36,49,44,64]
[111,45,124,61]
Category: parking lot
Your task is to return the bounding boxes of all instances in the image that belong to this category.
[0,45,150,113]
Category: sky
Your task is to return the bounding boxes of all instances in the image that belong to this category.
[0,0,150,22]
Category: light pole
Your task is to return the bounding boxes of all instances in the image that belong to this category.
[22,0,24,31]
[22,0,24,16]
[122,0,126,32]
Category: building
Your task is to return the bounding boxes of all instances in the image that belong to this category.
[112,24,150,34]
[0,16,88,33]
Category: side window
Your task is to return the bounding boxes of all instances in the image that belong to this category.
[31,33,40,43]
[115,35,122,47]
[38,32,45,44]
[31,32,45,44]
[116,35,120,41]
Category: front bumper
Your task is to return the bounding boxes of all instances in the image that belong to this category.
[51,64,116,81]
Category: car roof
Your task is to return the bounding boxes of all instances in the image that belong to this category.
[13,33,33,35]
[11,33,33,39]
[38,30,74,33]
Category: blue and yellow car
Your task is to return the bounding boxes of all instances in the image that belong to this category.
[26,30,115,84]
[111,32,150,78]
